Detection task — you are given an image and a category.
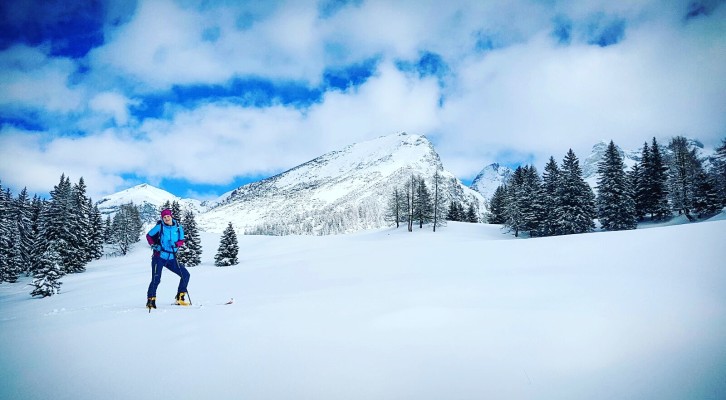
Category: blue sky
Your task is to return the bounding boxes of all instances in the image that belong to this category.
[1,0,725,200]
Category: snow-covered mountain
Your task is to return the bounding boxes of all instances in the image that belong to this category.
[198,133,486,234]
[582,138,715,189]
[581,140,641,189]
[96,183,211,222]
[470,163,514,200]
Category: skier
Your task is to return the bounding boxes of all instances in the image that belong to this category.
[145,209,190,309]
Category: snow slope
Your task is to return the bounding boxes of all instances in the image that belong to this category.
[198,133,485,235]
[1,221,725,400]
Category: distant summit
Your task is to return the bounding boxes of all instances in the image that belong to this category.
[198,132,486,234]
[470,163,513,200]
[96,183,209,222]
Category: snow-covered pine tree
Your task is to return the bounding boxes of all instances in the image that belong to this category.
[713,138,726,207]
[554,149,596,235]
[487,185,507,224]
[540,157,560,236]
[505,166,525,237]
[447,201,465,222]
[28,195,45,276]
[178,210,202,267]
[171,201,182,222]
[466,203,478,223]
[6,228,23,283]
[504,165,542,237]
[87,201,104,261]
[39,174,78,274]
[693,168,721,218]
[596,141,637,231]
[414,177,434,228]
[15,188,34,276]
[667,136,701,219]
[103,216,112,244]
[0,184,17,282]
[521,165,543,236]
[65,178,90,273]
[31,241,65,298]
[628,162,646,221]
[645,138,670,220]
[111,203,142,256]
[215,222,239,267]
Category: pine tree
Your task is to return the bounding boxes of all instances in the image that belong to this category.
[28,195,44,276]
[596,141,637,231]
[505,167,525,237]
[65,178,90,273]
[446,200,464,222]
[215,223,239,267]
[628,163,646,221]
[432,170,447,232]
[0,184,18,282]
[171,201,182,222]
[15,188,34,275]
[667,136,701,219]
[31,241,65,297]
[414,177,434,228]
[39,174,76,274]
[88,202,104,261]
[539,157,560,236]
[111,203,142,256]
[466,203,478,223]
[178,210,202,267]
[646,138,670,220]
[487,185,507,224]
[693,168,721,217]
[504,165,542,237]
[553,149,596,235]
[520,165,543,235]
[713,138,726,207]
[103,216,112,244]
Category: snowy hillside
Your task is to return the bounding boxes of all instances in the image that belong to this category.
[198,133,485,234]
[470,163,514,200]
[96,183,212,222]
[1,220,724,400]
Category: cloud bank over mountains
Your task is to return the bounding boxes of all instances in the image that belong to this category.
[1,0,724,200]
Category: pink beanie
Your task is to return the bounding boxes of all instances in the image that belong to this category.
[161,209,172,218]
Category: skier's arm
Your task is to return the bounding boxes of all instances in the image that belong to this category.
[175,226,185,247]
[146,224,161,245]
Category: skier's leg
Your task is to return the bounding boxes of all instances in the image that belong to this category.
[147,257,163,298]
[166,258,190,294]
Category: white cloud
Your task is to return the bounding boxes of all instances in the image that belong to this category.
[436,5,726,177]
[0,45,84,113]
[3,0,725,199]
[88,92,138,126]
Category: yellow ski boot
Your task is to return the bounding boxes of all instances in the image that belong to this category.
[175,292,190,306]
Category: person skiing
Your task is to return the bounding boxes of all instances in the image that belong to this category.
[145,208,190,309]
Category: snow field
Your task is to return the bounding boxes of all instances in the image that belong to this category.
[0,220,725,400]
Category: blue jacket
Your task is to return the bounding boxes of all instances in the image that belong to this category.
[146,220,185,260]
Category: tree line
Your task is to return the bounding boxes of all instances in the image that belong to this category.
[0,175,104,297]
[488,136,726,237]
[0,175,218,297]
